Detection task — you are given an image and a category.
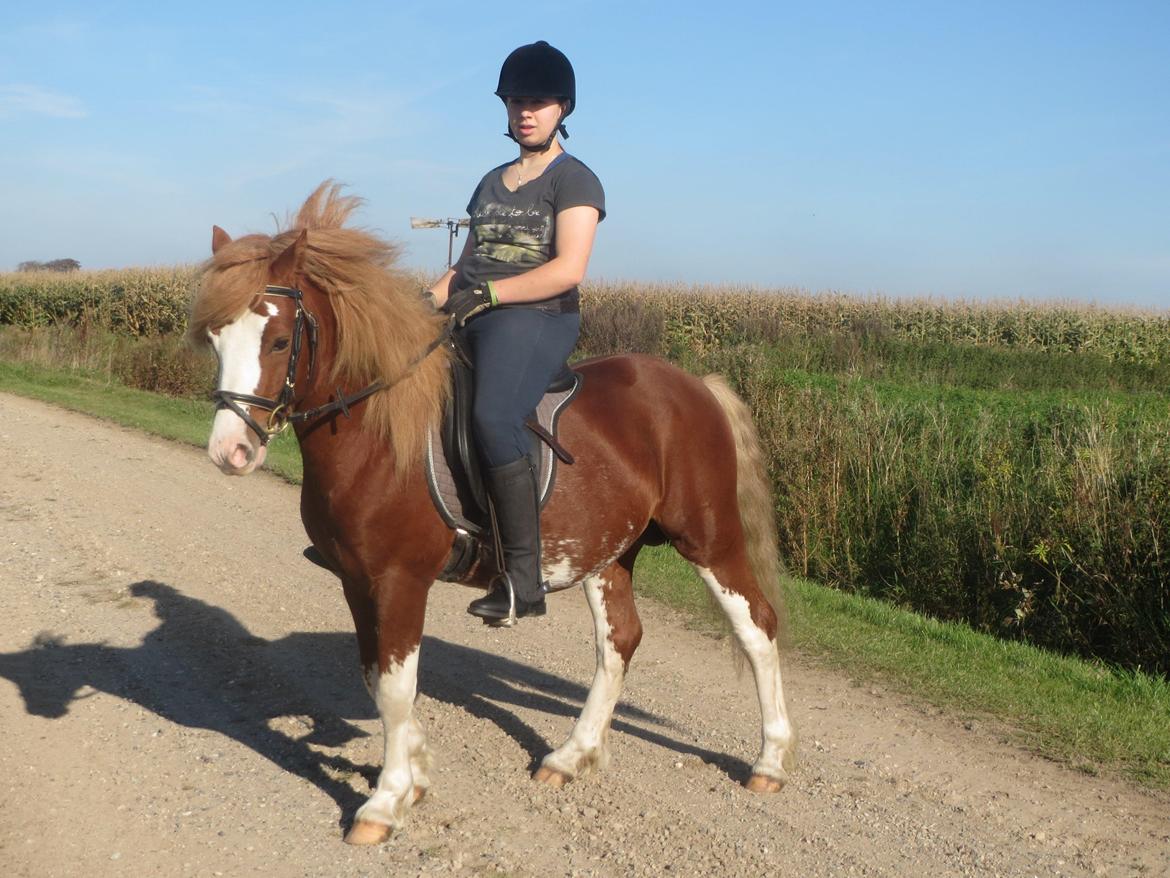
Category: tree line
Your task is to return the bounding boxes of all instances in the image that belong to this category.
[17,259,80,272]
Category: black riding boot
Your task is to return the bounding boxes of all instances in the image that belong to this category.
[467,457,548,625]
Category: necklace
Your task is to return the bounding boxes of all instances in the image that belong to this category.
[515,152,557,187]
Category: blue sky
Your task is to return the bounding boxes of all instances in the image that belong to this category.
[1,1,1167,307]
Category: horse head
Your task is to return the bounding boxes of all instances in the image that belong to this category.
[200,227,314,475]
[191,182,452,483]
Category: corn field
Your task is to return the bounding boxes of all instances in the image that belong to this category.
[3,269,1169,361]
[579,281,1170,363]
[0,267,197,336]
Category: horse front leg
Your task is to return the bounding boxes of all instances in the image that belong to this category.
[536,551,642,787]
[345,579,431,845]
[340,577,380,697]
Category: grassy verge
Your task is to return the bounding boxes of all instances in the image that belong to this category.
[691,345,1170,676]
[633,544,1170,787]
[3,361,1168,788]
[8,319,1170,672]
[0,361,302,482]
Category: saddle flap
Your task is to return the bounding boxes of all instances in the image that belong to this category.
[441,347,488,517]
[426,348,581,540]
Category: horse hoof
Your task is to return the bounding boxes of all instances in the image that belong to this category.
[412,785,427,804]
[533,766,570,788]
[344,820,393,846]
[745,773,784,794]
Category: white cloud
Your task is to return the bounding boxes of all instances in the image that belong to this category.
[0,84,87,119]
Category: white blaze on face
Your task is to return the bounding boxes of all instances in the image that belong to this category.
[207,304,277,475]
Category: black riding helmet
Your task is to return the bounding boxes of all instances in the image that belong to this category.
[496,40,575,146]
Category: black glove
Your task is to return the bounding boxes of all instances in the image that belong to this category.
[442,285,497,327]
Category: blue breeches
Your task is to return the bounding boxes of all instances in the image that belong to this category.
[461,307,580,468]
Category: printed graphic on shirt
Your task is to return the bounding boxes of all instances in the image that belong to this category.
[471,202,553,267]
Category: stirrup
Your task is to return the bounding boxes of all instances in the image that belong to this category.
[468,574,545,628]
[469,575,518,627]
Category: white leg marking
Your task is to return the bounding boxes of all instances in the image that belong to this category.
[694,566,795,782]
[355,647,421,829]
[407,714,432,793]
[542,572,625,779]
[207,306,275,475]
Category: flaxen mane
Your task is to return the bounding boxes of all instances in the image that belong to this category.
[190,181,451,476]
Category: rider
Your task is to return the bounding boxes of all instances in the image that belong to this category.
[427,40,605,624]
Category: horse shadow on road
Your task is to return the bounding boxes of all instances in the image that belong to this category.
[0,580,752,828]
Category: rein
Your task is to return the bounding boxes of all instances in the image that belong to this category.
[212,284,451,445]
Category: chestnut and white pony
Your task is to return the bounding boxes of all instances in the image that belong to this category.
[192,183,794,844]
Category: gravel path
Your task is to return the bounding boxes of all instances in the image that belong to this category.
[1,392,1167,878]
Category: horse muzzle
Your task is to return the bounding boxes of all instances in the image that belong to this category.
[208,408,269,475]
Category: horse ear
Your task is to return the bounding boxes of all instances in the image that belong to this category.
[270,229,309,282]
[211,225,232,254]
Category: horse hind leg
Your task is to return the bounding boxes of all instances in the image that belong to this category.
[536,550,642,787]
[691,555,795,792]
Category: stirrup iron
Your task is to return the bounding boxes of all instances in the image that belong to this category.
[482,574,519,628]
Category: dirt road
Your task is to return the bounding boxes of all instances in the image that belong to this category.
[1,392,1167,877]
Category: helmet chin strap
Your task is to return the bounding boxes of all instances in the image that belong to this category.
[504,107,569,151]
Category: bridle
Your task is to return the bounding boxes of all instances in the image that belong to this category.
[211,285,320,445]
[211,284,450,445]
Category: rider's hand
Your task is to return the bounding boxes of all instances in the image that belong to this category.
[442,284,498,327]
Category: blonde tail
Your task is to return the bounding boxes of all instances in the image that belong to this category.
[702,374,788,648]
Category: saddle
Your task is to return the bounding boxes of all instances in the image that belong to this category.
[425,333,581,581]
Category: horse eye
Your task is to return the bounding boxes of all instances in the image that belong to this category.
[272,337,291,352]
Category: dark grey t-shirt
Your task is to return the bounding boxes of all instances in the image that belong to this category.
[457,154,605,311]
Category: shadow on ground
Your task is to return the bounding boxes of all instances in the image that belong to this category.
[0,580,753,829]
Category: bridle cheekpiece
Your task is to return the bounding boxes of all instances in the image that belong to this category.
[210,285,319,446]
[211,283,452,446]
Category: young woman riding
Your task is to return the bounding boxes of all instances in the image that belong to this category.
[426,40,605,624]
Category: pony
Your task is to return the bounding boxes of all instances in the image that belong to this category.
[190,182,795,844]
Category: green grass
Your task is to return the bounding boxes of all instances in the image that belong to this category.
[3,360,1169,788]
[700,340,1170,418]
[0,361,302,482]
[696,333,1170,396]
[693,343,1170,675]
[632,545,1170,788]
